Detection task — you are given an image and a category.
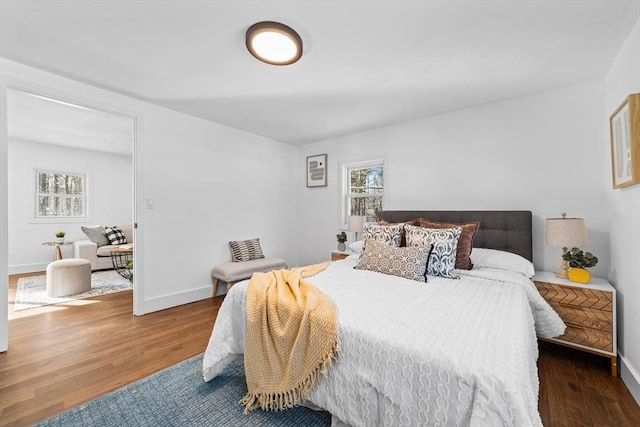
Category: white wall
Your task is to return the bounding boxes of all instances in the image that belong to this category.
[605,16,640,404]
[297,80,610,277]
[7,139,132,274]
[0,58,299,325]
[139,106,299,312]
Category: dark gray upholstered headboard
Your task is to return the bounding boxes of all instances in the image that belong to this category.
[376,210,533,262]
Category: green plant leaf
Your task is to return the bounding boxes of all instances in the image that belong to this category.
[563,247,598,269]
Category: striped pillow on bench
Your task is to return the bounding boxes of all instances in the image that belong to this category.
[229,238,265,262]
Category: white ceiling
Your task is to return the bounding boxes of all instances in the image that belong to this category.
[7,89,134,155]
[1,0,639,147]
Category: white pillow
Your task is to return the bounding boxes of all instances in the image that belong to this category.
[470,248,535,278]
[348,240,364,254]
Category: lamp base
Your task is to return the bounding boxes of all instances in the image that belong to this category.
[555,250,569,279]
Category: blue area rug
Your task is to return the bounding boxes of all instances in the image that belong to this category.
[36,354,331,426]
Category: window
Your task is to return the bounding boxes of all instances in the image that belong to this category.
[35,169,87,218]
[343,160,384,223]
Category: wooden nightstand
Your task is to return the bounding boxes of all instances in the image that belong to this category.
[331,251,351,261]
[533,271,617,376]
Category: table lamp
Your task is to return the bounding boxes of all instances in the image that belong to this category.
[545,212,588,279]
[347,215,365,241]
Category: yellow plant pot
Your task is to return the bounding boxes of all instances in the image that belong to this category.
[568,268,591,284]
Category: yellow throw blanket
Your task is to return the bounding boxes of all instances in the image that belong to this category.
[241,262,339,413]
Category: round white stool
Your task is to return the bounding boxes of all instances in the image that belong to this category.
[46,258,92,297]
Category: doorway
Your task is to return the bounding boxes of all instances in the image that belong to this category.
[2,85,138,349]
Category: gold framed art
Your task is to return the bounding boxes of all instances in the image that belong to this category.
[610,93,640,189]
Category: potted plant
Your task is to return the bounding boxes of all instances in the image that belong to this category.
[336,231,347,251]
[562,247,598,284]
[55,230,66,243]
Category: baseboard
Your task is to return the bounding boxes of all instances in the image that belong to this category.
[620,353,640,406]
[8,263,48,275]
[135,285,214,316]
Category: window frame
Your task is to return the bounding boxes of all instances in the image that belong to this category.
[32,168,90,222]
[341,159,386,226]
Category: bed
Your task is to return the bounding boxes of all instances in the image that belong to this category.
[202,210,565,426]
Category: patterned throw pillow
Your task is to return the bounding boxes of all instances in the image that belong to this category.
[362,223,404,250]
[417,218,480,270]
[229,238,265,262]
[354,240,432,282]
[405,225,462,279]
[377,218,420,246]
[104,226,128,245]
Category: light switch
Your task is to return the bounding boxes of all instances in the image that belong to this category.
[146,198,155,209]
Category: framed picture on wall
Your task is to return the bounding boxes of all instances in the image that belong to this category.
[610,93,640,189]
[306,154,327,187]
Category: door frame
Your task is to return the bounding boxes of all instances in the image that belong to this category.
[0,77,145,352]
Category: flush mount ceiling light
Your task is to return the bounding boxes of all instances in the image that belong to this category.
[246,21,303,65]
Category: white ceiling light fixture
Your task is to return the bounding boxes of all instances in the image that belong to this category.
[246,21,303,65]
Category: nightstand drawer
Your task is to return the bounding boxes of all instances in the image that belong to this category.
[331,251,350,261]
[535,281,612,311]
[545,302,612,331]
[554,324,613,353]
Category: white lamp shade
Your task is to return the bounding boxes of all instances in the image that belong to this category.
[545,216,588,247]
[347,215,365,233]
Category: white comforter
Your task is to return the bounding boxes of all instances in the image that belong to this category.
[203,257,565,427]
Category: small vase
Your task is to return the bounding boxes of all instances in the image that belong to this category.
[568,268,591,284]
[56,237,65,244]
[337,242,346,251]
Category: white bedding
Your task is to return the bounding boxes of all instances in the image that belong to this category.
[203,257,565,427]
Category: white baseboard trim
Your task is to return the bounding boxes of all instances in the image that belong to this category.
[135,285,214,316]
[620,353,640,406]
[8,263,47,275]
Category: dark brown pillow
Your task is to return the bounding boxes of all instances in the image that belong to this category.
[377,218,420,246]
[416,218,480,270]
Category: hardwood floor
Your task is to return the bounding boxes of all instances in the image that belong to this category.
[538,340,640,426]
[1,272,223,426]
[1,273,639,427]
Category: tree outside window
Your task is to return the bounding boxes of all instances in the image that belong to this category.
[36,170,86,218]
[345,161,384,223]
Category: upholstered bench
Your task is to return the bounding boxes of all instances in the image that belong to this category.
[212,257,288,295]
[46,258,92,297]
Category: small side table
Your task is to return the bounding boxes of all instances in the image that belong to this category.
[42,241,74,261]
[533,271,617,376]
[110,247,133,281]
